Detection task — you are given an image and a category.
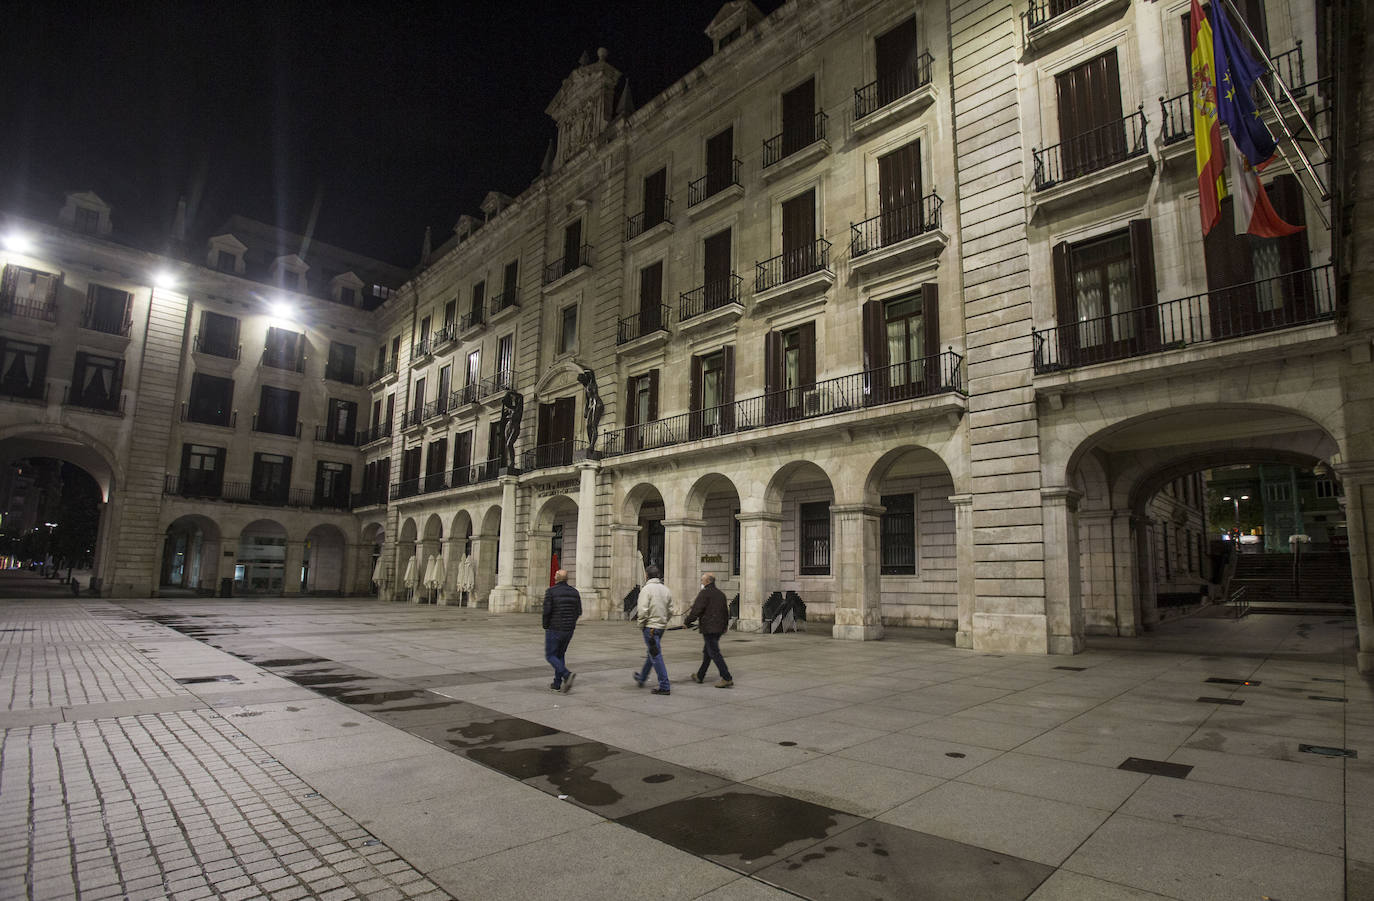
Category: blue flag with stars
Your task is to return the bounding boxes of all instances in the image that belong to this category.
[1212,1,1277,166]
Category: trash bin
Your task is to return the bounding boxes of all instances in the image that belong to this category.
[219,577,234,598]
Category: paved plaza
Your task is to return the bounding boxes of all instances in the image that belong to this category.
[0,572,1369,900]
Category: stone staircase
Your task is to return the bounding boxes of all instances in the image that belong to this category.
[1228,552,1354,613]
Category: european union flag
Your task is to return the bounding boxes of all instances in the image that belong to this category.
[1212,2,1277,166]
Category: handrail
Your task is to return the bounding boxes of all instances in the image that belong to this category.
[625,199,673,241]
[688,159,742,207]
[680,276,742,322]
[763,111,828,167]
[617,304,671,345]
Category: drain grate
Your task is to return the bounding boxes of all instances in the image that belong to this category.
[1196,696,1244,705]
[1204,677,1261,686]
[175,675,241,685]
[1054,666,1087,672]
[1311,677,1344,683]
[1118,757,1192,779]
[1299,744,1357,758]
[1308,695,1347,703]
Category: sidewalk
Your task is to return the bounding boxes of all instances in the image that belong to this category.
[0,596,1368,900]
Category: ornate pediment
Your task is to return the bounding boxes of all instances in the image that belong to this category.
[545,48,622,171]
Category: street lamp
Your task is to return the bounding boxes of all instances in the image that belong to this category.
[1222,495,1249,539]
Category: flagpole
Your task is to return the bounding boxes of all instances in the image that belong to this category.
[1218,0,1331,211]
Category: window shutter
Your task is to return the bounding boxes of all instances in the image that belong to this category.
[111,360,125,402]
[0,265,15,304]
[862,299,886,402]
[648,369,660,420]
[1128,219,1160,349]
[1269,174,1311,315]
[764,331,782,395]
[920,283,941,357]
[625,378,638,428]
[71,353,87,402]
[285,390,299,430]
[1052,241,1078,367]
[180,444,193,480]
[690,355,703,412]
[122,292,133,334]
[721,346,736,432]
[799,321,816,387]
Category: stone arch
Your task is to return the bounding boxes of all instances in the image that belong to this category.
[620,481,668,523]
[160,513,223,593]
[422,514,444,541]
[234,518,289,595]
[0,424,123,501]
[764,459,835,513]
[683,472,742,521]
[303,523,349,594]
[396,517,419,600]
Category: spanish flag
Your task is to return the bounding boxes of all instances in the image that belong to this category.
[1190,0,1225,235]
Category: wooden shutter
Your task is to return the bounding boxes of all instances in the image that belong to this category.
[704,229,731,307]
[706,127,734,188]
[861,300,887,403]
[721,345,736,432]
[782,191,816,280]
[648,369,660,420]
[537,401,555,446]
[625,378,638,429]
[487,421,502,465]
[689,354,703,438]
[920,283,941,358]
[799,321,816,387]
[878,140,923,232]
[875,17,920,102]
[644,169,667,226]
[563,220,582,268]
[1128,219,1160,350]
[1052,241,1078,367]
[33,345,49,386]
[454,431,472,471]
[764,331,782,395]
[1056,50,1124,177]
[1270,174,1311,315]
[640,262,662,313]
[781,78,815,153]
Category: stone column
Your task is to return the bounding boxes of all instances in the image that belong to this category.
[663,519,705,614]
[282,540,306,597]
[1136,519,1160,627]
[1112,512,1143,636]
[199,534,223,593]
[487,475,522,613]
[574,460,602,618]
[90,500,112,595]
[1042,488,1084,655]
[526,528,553,610]
[950,494,975,648]
[831,504,884,641]
[470,535,497,607]
[341,542,360,597]
[1334,462,1374,673]
[737,511,781,633]
[609,523,642,621]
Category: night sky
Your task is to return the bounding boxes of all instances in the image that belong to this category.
[0,1,782,267]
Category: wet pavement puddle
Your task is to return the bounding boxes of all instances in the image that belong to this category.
[138,607,1056,900]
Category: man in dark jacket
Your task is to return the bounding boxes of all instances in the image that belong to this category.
[682,573,733,687]
[542,569,582,693]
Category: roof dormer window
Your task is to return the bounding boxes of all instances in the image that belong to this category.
[270,255,309,293]
[75,207,100,234]
[60,191,113,237]
[207,234,247,276]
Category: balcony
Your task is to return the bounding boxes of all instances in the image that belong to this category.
[853,53,935,136]
[261,348,305,373]
[356,423,392,446]
[459,308,484,337]
[477,369,519,404]
[1022,0,1130,52]
[522,439,589,473]
[251,414,301,438]
[314,424,357,445]
[543,245,592,288]
[193,334,241,360]
[411,336,433,363]
[850,193,948,277]
[0,377,48,405]
[400,408,425,431]
[432,323,457,352]
[1031,264,1335,375]
[617,304,671,347]
[180,403,236,429]
[488,287,520,322]
[390,478,422,501]
[602,350,965,457]
[754,239,834,309]
[351,487,389,509]
[81,304,132,338]
[164,475,353,511]
[450,383,482,411]
[324,366,365,387]
[762,112,829,181]
[687,160,743,218]
[1032,108,1152,212]
[369,358,398,387]
[63,385,124,416]
[1,296,57,323]
[384,460,501,502]
[625,199,673,244]
[422,396,453,423]
[1158,45,1312,155]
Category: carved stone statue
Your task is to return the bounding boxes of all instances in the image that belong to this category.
[577,368,604,455]
[500,389,523,471]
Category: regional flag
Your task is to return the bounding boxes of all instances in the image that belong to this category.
[1190,0,1225,235]
[1227,142,1303,238]
[1212,1,1278,167]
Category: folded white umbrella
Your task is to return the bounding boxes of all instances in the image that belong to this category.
[428,555,446,590]
[403,556,418,588]
[457,554,476,592]
[371,556,385,585]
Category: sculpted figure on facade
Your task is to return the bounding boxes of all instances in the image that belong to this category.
[500,389,524,470]
[578,367,603,455]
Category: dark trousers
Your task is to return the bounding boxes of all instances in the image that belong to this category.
[695,632,731,681]
[544,629,574,686]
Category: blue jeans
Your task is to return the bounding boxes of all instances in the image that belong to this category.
[636,627,670,690]
[695,632,732,681]
[545,629,574,686]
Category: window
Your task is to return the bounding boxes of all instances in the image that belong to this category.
[799,502,831,575]
[562,221,583,273]
[443,300,456,331]
[0,338,49,399]
[874,16,921,109]
[500,259,519,307]
[215,250,237,273]
[765,323,815,421]
[180,444,225,498]
[1,265,59,316]
[263,327,303,371]
[197,311,239,359]
[779,78,817,158]
[1264,482,1291,502]
[315,461,351,506]
[401,446,421,482]
[690,346,735,438]
[251,453,292,504]
[1051,222,1158,366]
[390,336,401,367]
[780,190,819,282]
[880,494,916,574]
[256,385,299,435]
[325,341,356,383]
[643,168,668,229]
[878,139,924,241]
[188,373,234,426]
[465,351,480,400]
[1054,50,1127,182]
[535,397,576,468]
[412,377,426,420]
[470,281,486,324]
[496,335,514,384]
[705,127,735,196]
[704,228,733,311]
[83,284,132,335]
[338,286,356,307]
[70,352,123,410]
[862,285,940,402]
[74,207,100,234]
[452,431,473,484]
[419,315,431,345]
[625,370,660,450]
[384,394,394,432]
[425,438,448,491]
[1315,478,1340,498]
[558,305,577,354]
[636,262,664,334]
[325,398,357,443]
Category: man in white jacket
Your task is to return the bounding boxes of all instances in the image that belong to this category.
[633,565,674,695]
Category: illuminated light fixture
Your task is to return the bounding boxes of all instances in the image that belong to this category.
[152,269,179,289]
[3,232,33,253]
[270,300,295,322]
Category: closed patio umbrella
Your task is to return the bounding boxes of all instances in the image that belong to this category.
[456,554,476,606]
[427,555,446,604]
[403,556,418,601]
[371,556,385,586]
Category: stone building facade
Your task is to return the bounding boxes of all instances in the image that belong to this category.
[3,0,1371,670]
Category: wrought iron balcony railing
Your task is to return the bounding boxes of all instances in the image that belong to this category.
[251,414,301,437]
[0,377,48,403]
[0,295,57,323]
[1031,264,1335,373]
[369,358,398,383]
[763,112,828,168]
[1033,107,1148,190]
[324,366,365,386]
[543,245,592,285]
[351,487,389,508]
[679,276,742,323]
[411,336,432,360]
[261,347,305,373]
[625,199,673,241]
[315,424,357,445]
[63,386,125,415]
[617,305,670,345]
[1025,0,1092,29]
[602,349,964,457]
[181,403,236,428]
[489,287,520,317]
[688,159,742,207]
[478,369,519,400]
[755,238,831,293]
[460,308,484,332]
[851,193,944,258]
[356,423,392,445]
[193,334,241,360]
[81,303,132,337]
[164,476,352,511]
[522,439,589,473]
[854,52,934,120]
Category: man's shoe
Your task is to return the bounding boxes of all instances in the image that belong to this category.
[651,688,671,695]
[690,673,704,684]
[561,673,576,693]
[714,679,734,688]
[633,674,645,687]
[550,683,561,691]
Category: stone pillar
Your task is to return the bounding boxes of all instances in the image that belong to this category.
[1334,463,1374,673]
[831,504,884,641]
[90,500,112,595]
[574,460,602,618]
[610,523,642,621]
[1136,520,1160,627]
[1113,512,1143,636]
[439,538,460,605]
[342,542,360,597]
[663,519,705,614]
[737,511,781,632]
[470,535,497,607]
[1042,488,1084,654]
[950,494,975,648]
[199,535,223,593]
[488,476,522,613]
[282,540,306,597]
[527,529,553,610]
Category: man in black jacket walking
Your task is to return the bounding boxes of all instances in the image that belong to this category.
[683,573,733,688]
[542,569,582,693]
